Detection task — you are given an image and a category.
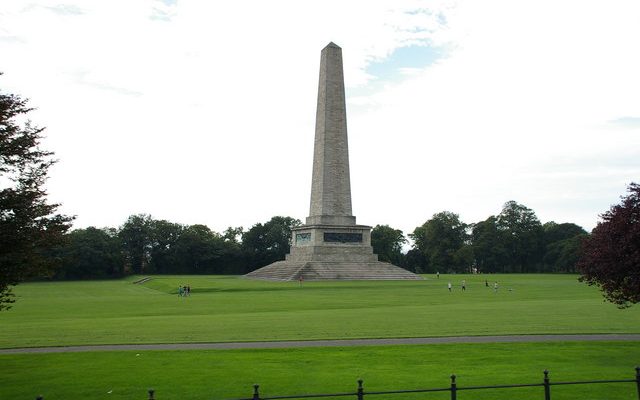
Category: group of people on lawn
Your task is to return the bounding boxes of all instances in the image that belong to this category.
[178,285,191,297]
[446,278,500,292]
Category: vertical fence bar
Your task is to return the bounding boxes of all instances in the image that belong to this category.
[635,366,640,400]
[450,374,457,400]
[357,379,364,400]
[253,384,260,400]
[148,389,155,400]
[543,370,551,400]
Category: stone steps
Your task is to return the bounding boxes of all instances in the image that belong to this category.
[244,261,305,281]
[245,261,421,281]
[302,262,421,280]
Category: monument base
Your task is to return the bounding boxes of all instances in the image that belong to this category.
[244,224,422,281]
[244,260,422,281]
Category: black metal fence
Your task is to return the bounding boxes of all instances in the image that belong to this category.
[36,367,640,400]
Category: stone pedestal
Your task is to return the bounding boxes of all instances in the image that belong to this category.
[289,224,374,260]
[246,223,420,279]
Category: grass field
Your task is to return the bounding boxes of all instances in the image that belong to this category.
[1,274,639,399]
[0,274,638,348]
[1,342,638,400]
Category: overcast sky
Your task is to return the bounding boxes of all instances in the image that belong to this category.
[1,0,639,238]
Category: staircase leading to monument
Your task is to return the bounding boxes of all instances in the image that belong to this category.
[245,261,421,281]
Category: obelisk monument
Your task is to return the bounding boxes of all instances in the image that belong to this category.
[307,42,355,227]
[245,43,421,281]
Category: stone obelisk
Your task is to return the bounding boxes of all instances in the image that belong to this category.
[245,43,421,281]
[307,42,355,227]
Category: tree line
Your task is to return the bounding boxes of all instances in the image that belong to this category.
[51,215,301,279]
[48,199,587,279]
[377,200,587,274]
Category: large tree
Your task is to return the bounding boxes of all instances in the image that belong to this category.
[56,227,123,279]
[148,219,184,274]
[541,222,587,272]
[542,222,587,246]
[471,216,507,273]
[174,224,225,274]
[404,248,427,273]
[496,201,544,272]
[371,224,406,266]
[119,214,153,274]
[0,78,73,310]
[242,216,301,271]
[543,234,586,273]
[410,211,469,273]
[577,183,640,308]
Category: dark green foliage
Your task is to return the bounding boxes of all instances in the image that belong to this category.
[141,219,242,275]
[403,248,427,273]
[496,201,544,272]
[578,183,640,307]
[51,215,301,278]
[471,216,508,273]
[414,204,588,274]
[49,206,591,279]
[543,234,586,273]
[118,214,153,274]
[223,226,244,243]
[173,224,224,274]
[55,227,123,279]
[541,222,587,272]
[543,222,587,245]
[106,219,248,276]
[242,216,301,271]
[410,211,470,273]
[371,224,406,265]
[0,77,73,310]
[148,219,185,273]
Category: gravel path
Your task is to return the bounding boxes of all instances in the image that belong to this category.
[1,334,639,354]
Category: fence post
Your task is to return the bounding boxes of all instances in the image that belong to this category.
[253,384,260,400]
[635,366,640,400]
[357,379,364,400]
[543,370,551,400]
[148,389,155,400]
[450,374,457,400]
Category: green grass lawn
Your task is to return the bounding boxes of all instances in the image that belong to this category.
[1,274,639,399]
[1,342,638,400]
[1,274,639,348]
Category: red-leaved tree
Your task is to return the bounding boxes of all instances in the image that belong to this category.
[577,183,640,308]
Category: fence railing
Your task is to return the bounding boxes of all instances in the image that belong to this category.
[36,367,640,400]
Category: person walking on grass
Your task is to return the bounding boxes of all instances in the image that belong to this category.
[461,279,466,291]
[494,281,498,293]
[447,282,452,292]
[178,286,184,297]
